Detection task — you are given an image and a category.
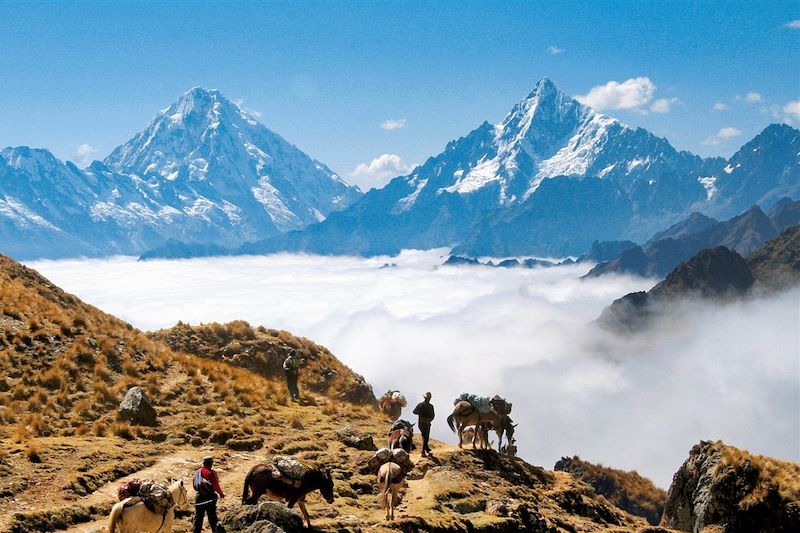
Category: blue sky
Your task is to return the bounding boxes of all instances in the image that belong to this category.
[1,0,799,189]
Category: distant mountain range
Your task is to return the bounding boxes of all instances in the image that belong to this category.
[585,198,800,279]
[2,79,798,260]
[0,88,361,259]
[234,78,799,259]
[597,224,800,332]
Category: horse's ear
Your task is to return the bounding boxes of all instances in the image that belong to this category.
[513,423,518,427]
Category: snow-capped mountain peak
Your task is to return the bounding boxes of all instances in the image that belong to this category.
[103,87,361,233]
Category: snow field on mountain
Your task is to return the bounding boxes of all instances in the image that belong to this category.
[27,251,799,488]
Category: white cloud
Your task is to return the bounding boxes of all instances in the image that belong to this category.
[75,143,99,166]
[28,253,799,488]
[785,20,800,29]
[349,153,413,189]
[547,45,564,55]
[649,97,679,113]
[703,126,742,146]
[783,100,800,123]
[576,77,657,112]
[712,102,730,112]
[380,118,407,130]
[233,98,263,119]
[735,92,763,103]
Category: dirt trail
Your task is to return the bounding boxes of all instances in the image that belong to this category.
[63,448,259,532]
[62,440,461,532]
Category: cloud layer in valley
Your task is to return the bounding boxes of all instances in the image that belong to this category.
[27,252,800,488]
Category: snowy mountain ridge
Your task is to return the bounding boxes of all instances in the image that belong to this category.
[238,79,798,258]
[0,88,361,259]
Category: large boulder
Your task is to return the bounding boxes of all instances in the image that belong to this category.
[117,386,157,426]
[222,501,303,533]
[662,440,800,532]
[335,425,377,451]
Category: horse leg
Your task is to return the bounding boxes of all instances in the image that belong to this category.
[298,498,312,529]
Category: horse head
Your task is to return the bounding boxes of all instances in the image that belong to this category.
[319,468,335,504]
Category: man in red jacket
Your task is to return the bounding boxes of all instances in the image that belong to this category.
[194,456,225,533]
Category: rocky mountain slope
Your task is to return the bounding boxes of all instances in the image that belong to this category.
[0,88,361,260]
[596,225,800,332]
[0,252,660,533]
[661,440,800,532]
[586,200,799,279]
[237,79,798,258]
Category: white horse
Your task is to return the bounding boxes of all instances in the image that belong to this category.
[107,479,188,533]
[377,462,404,521]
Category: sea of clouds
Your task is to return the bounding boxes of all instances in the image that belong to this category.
[27,250,800,488]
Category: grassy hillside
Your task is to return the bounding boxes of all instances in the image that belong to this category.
[555,456,667,525]
[150,320,375,405]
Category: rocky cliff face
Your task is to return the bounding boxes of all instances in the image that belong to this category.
[662,441,800,532]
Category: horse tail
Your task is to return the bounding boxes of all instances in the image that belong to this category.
[242,466,254,505]
[377,465,390,508]
[447,413,456,433]
[107,502,123,533]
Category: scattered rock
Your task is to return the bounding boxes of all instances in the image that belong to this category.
[335,425,377,451]
[117,386,157,426]
[222,501,303,533]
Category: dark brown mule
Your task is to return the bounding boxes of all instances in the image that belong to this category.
[241,464,334,528]
[387,422,414,453]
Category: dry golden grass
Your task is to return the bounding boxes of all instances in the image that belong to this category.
[554,455,667,525]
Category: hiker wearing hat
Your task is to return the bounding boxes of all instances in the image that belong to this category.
[413,392,435,457]
[193,456,225,533]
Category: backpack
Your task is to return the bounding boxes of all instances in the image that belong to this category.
[193,469,213,494]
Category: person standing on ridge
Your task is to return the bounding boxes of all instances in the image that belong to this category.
[413,392,435,457]
[283,350,302,401]
[193,456,225,533]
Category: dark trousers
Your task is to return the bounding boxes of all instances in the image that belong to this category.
[419,421,432,453]
[194,496,218,533]
[285,371,299,399]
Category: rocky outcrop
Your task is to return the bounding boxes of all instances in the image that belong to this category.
[118,386,157,426]
[555,456,667,525]
[335,425,377,451]
[662,441,800,532]
[222,501,303,533]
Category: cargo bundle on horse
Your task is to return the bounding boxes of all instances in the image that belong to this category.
[447,393,516,451]
[241,455,335,529]
[107,479,188,533]
[367,448,415,521]
[387,419,415,452]
[379,389,407,420]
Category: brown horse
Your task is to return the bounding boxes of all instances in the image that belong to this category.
[377,462,404,520]
[388,421,414,452]
[379,396,403,420]
[447,401,516,451]
[241,464,334,528]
